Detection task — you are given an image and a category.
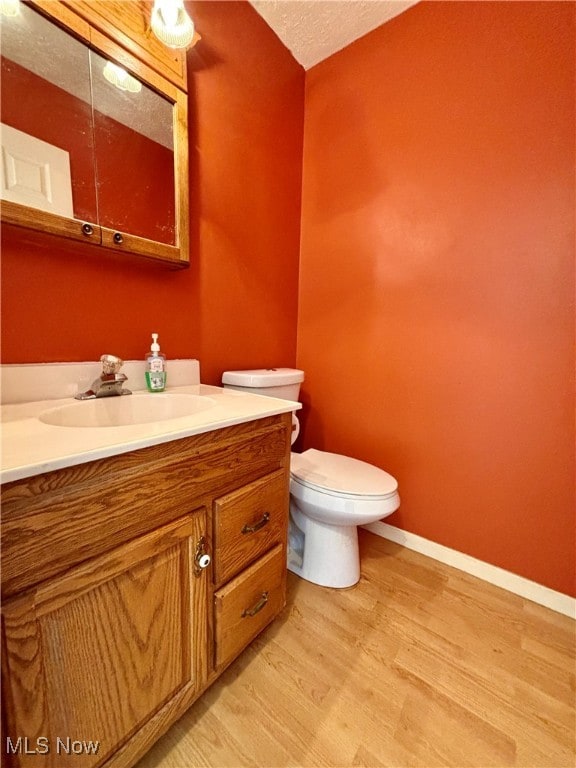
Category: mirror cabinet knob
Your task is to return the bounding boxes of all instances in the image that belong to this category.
[81,223,94,237]
[113,232,124,244]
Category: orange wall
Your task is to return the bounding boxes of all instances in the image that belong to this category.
[2,1,574,597]
[0,1,304,385]
[297,1,575,596]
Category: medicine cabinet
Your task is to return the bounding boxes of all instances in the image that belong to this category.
[0,0,189,267]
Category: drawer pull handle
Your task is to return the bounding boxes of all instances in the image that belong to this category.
[242,512,270,535]
[242,591,269,618]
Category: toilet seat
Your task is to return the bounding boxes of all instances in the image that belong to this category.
[290,448,398,501]
[288,449,401,586]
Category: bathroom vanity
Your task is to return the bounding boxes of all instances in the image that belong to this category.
[1,379,297,767]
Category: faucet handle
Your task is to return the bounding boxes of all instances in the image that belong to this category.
[100,354,124,375]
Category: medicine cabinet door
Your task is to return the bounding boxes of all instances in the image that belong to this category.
[0,1,189,266]
[0,2,99,240]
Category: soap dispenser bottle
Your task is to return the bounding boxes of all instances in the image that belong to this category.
[145,333,166,392]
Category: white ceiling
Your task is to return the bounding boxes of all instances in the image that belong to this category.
[249,0,419,70]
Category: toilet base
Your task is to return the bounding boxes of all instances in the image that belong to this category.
[287,509,360,589]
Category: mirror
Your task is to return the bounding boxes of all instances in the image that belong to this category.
[1,3,97,222]
[90,49,176,245]
[1,2,184,259]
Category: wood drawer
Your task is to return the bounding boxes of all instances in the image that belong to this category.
[213,470,288,585]
[214,544,285,670]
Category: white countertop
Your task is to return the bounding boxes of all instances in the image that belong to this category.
[1,385,300,484]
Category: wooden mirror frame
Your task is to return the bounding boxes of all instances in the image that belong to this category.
[1,0,189,268]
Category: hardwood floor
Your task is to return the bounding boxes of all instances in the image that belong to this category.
[136,530,575,768]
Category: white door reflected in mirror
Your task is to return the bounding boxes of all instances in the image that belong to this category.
[0,123,73,217]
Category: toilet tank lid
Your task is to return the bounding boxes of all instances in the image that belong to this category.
[290,449,398,497]
[222,368,304,387]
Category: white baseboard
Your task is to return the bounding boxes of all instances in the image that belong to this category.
[363,522,576,619]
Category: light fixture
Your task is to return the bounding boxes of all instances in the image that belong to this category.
[102,61,142,93]
[150,0,195,49]
[0,0,20,17]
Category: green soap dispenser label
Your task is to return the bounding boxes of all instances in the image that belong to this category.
[145,371,166,392]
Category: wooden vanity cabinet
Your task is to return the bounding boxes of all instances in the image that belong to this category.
[2,514,208,768]
[1,414,291,768]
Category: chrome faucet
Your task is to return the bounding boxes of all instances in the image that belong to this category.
[75,355,132,400]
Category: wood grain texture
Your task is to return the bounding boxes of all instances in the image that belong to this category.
[99,228,183,266]
[2,513,208,768]
[173,87,189,265]
[0,201,101,244]
[214,545,285,671]
[63,0,188,90]
[1,414,291,768]
[1,416,290,598]
[136,530,576,768]
[213,470,288,586]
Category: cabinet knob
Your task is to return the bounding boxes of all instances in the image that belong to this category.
[81,223,94,237]
[193,535,211,576]
[113,232,123,244]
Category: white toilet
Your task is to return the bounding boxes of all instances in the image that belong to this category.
[221,368,400,588]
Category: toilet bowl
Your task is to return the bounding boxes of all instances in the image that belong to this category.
[289,449,399,587]
[221,368,400,588]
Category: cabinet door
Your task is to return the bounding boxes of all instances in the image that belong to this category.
[1,512,208,768]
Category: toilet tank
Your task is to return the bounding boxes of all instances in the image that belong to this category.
[221,368,304,401]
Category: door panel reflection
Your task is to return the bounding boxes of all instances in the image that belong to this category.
[0,6,97,223]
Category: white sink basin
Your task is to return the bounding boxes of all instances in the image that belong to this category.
[39,393,217,428]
